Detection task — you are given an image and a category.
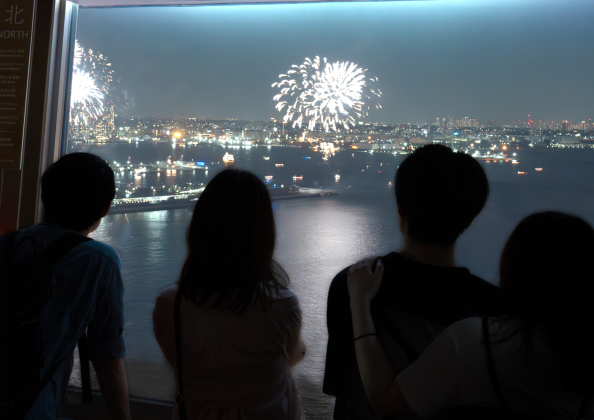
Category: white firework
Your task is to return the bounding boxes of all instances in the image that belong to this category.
[70,69,104,124]
[273,56,381,132]
[74,40,83,68]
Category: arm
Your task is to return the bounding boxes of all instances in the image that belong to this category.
[288,336,306,367]
[94,357,131,420]
[348,258,411,416]
[87,254,129,420]
[286,303,306,368]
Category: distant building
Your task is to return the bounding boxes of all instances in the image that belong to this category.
[350,143,378,150]
[442,116,454,131]
[409,136,432,146]
[242,130,267,141]
[556,135,579,145]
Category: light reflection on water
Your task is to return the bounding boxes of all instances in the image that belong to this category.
[87,146,594,419]
[90,188,401,418]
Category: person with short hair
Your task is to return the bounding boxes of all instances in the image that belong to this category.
[5,152,130,420]
[348,211,594,418]
[153,169,306,420]
[323,144,506,419]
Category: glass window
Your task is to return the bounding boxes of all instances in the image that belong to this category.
[65,1,594,416]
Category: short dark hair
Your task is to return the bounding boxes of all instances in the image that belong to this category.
[395,144,489,245]
[179,169,289,314]
[41,153,115,231]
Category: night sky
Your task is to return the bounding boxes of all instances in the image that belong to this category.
[77,0,594,124]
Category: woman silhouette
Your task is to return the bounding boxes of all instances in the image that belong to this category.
[153,169,306,420]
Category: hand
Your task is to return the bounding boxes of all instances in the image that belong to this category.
[347,257,384,309]
[347,255,382,277]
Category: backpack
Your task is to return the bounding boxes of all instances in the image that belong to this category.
[0,231,94,419]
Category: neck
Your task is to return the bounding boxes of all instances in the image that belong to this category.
[399,236,457,267]
[78,219,100,237]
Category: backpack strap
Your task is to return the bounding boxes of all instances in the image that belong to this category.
[38,232,92,265]
[174,288,188,420]
[43,233,95,405]
[483,317,506,410]
[22,232,94,413]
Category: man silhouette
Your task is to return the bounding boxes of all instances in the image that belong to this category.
[1,153,131,420]
[323,144,505,419]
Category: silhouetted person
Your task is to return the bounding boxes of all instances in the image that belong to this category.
[153,169,306,420]
[0,153,130,420]
[323,145,506,419]
[348,211,593,418]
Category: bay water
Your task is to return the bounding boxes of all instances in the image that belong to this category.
[74,142,594,419]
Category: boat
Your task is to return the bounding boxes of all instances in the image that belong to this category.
[275,163,284,167]
[518,171,526,175]
[335,174,340,180]
[263,156,270,160]
[175,160,207,169]
[264,175,273,180]
[535,168,543,171]
[293,175,303,180]
[223,152,234,163]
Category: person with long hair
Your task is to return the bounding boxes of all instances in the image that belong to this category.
[153,169,306,420]
[347,211,593,419]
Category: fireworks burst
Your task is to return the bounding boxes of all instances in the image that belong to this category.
[70,69,104,124]
[74,40,83,68]
[273,56,381,132]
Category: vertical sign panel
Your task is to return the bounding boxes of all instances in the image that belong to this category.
[0,0,35,170]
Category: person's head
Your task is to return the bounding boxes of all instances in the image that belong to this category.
[41,153,115,233]
[500,211,594,392]
[178,169,288,314]
[395,144,489,245]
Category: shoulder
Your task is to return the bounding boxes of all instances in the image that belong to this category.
[268,287,301,316]
[153,286,178,325]
[445,317,516,354]
[270,285,298,301]
[447,316,483,338]
[80,240,121,265]
[14,224,121,269]
[156,285,179,303]
[329,252,400,293]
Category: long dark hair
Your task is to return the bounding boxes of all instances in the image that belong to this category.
[178,169,289,314]
[498,211,594,392]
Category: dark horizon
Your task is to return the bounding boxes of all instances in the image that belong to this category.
[77,0,594,125]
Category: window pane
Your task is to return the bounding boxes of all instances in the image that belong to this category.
[65,1,594,416]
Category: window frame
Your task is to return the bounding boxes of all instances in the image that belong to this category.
[43,1,414,418]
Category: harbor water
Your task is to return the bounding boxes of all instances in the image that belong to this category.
[74,142,594,419]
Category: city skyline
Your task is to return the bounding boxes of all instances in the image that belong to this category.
[77,0,593,125]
